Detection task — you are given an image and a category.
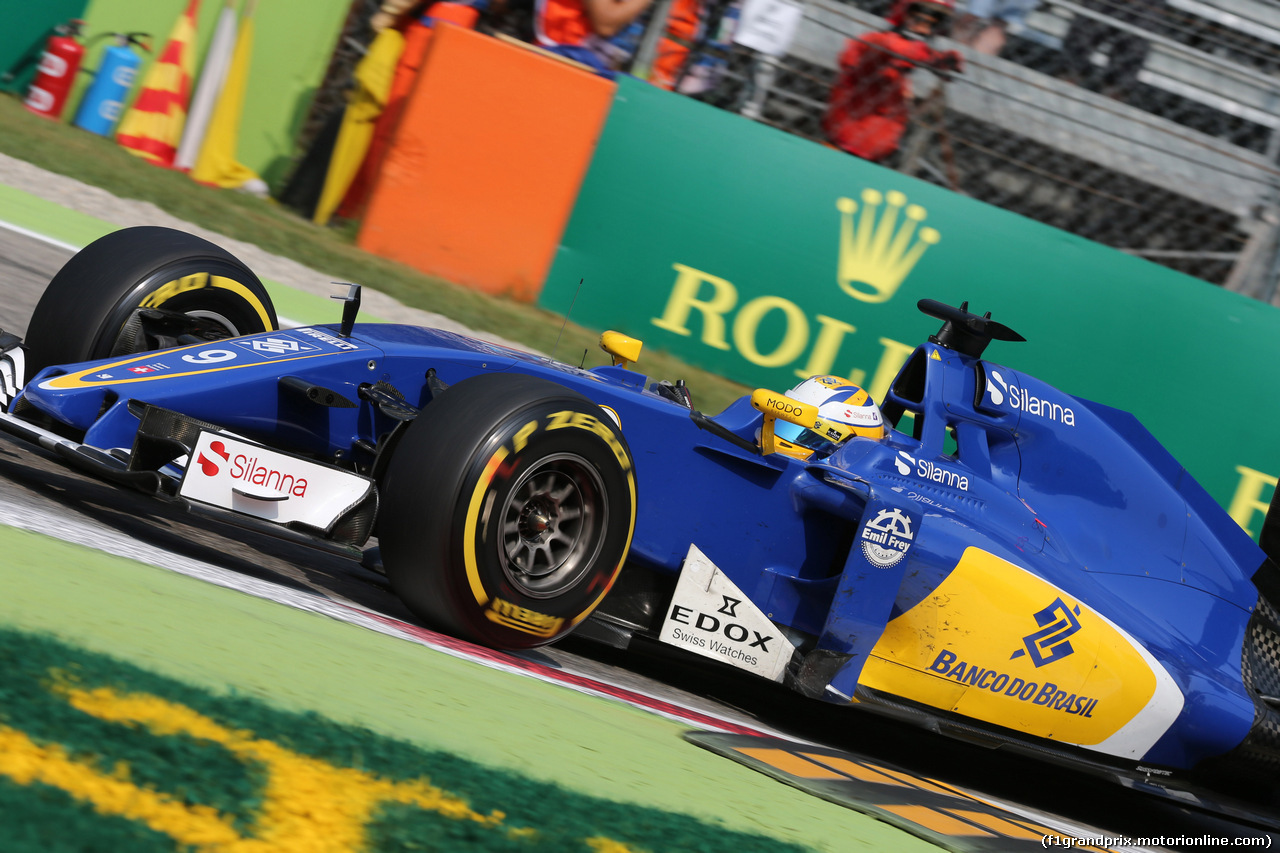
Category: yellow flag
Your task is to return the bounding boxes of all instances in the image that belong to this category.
[191,1,262,189]
[314,27,406,225]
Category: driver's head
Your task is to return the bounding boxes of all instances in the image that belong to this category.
[888,0,954,38]
[773,375,886,460]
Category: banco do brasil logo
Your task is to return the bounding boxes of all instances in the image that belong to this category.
[1012,597,1082,667]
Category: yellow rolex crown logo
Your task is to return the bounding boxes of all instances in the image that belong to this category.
[836,189,940,304]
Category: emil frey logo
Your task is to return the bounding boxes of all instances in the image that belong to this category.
[860,507,914,568]
[1011,597,1082,667]
[985,370,1076,427]
[894,451,969,491]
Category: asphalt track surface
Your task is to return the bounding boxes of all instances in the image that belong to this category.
[1,220,1278,851]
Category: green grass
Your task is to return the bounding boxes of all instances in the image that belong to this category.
[0,626,815,853]
[0,94,748,414]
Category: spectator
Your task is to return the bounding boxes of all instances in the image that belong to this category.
[952,0,1041,56]
[823,0,964,163]
[1059,0,1170,100]
[535,0,658,75]
[648,0,705,90]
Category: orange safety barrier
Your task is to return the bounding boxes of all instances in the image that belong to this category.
[357,24,615,302]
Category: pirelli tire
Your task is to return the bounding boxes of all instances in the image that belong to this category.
[379,373,637,649]
[24,226,277,374]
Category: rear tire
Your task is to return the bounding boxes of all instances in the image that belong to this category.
[379,373,636,649]
[25,226,276,373]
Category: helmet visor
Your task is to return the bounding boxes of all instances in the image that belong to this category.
[774,420,836,451]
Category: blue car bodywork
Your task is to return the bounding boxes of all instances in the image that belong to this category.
[4,293,1279,806]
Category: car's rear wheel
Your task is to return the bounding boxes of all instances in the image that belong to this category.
[24,226,277,374]
[379,373,636,649]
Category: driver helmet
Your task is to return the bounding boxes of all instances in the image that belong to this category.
[772,375,886,460]
[886,0,955,32]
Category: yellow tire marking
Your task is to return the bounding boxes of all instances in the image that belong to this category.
[464,447,508,608]
[210,275,274,330]
[139,274,273,332]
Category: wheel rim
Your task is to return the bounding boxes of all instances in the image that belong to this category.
[499,453,608,598]
[98,261,272,360]
[184,309,241,335]
[108,307,243,358]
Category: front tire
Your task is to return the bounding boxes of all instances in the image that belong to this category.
[24,226,276,373]
[379,373,637,649]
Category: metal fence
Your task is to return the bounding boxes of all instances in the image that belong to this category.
[680,0,1280,301]
[302,0,1280,302]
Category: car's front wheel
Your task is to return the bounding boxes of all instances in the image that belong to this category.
[378,373,636,649]
[24,226,277,374]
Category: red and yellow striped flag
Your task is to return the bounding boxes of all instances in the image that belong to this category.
[116,0,201,167]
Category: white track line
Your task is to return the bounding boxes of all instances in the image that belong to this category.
[0,218,82,254]
[0,218,301,329]
[0,497,1151,846]
[0,493,779,738]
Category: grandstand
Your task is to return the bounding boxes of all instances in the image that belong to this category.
[689,0,1280,300]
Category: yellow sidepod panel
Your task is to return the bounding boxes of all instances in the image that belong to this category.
[859,547,1183,756]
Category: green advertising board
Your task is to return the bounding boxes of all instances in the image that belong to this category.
[542,76,1280,536]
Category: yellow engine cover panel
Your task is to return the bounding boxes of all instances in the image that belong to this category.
[860,547,1165,747]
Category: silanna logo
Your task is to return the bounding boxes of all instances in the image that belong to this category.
[1011,598,1082,667]
[860,508,914,568]
[894,451,969,491]
[985,369,1076,427]
[195,439,309,497]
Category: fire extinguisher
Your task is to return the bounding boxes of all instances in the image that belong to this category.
[24,20,87,121]
[72,33,151,137]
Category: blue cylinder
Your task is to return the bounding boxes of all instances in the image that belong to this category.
[73,40,142,136]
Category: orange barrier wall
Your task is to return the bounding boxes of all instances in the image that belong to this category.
[357,25,616,301]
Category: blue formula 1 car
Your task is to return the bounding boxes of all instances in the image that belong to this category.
[3,226,1280,811]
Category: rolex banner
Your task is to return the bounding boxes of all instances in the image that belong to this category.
[540,75,1280,531]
